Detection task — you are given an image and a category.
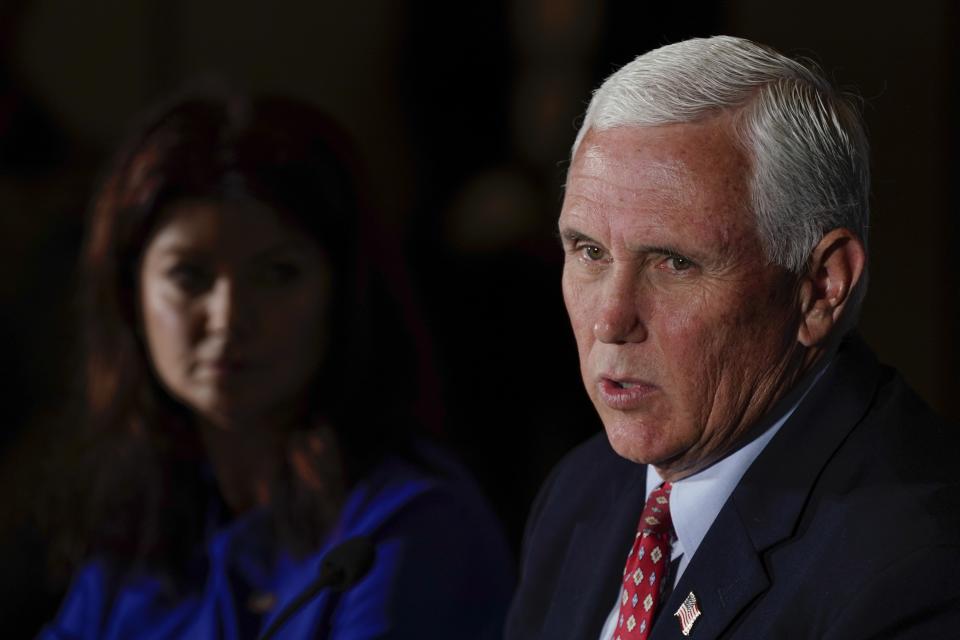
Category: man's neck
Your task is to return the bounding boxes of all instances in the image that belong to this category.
[654,342,836,483]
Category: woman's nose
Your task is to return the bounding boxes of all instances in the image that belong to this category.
[205,277,250,338]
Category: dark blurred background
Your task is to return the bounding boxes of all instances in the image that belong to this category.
[1,0,956,634]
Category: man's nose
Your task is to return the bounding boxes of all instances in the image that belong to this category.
[593,269,648,344]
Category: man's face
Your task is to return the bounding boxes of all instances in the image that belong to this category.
[560,118,805,480]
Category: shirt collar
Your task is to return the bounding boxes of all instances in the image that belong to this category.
[644,355,834,579]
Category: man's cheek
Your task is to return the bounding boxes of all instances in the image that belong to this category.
[657,303,703,353]
[564,285,593,338]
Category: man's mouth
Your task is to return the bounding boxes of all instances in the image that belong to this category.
[597,377,658,410]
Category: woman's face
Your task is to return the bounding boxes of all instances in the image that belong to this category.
[139,198,330,429]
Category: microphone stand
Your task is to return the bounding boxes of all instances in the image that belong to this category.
[257,536,375,640]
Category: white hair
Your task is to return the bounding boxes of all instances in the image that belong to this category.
[573,36,870,317]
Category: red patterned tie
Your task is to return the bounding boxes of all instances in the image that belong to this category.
[611,482,675,640]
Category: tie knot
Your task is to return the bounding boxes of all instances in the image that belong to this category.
[639,482,673,537]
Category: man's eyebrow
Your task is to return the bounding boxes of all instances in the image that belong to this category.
[557,227,598,246]
[556,227,697,262]
[637,244,689,257]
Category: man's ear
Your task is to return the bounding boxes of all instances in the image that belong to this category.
[796,228,866,347]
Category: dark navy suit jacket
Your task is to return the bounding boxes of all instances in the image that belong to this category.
[506,337,960,639]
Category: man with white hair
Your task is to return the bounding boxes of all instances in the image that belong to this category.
[506,36,960,639]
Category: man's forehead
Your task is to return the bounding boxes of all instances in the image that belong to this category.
[573,129,691,189]
[569,122,747,201]
[560,122,754,253]
[564,133,695,219]
[572,134,687,182]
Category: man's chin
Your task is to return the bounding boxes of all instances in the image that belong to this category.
[602,419,678,466]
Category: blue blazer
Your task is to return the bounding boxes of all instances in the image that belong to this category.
[506,337,960,639]
[42,444,514,639]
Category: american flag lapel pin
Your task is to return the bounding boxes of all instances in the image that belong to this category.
[674,591,702,636]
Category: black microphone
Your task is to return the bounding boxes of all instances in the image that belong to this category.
[257,535,376,640]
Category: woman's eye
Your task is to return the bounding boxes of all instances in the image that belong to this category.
[260,261,302,285]
[167,263,211,292]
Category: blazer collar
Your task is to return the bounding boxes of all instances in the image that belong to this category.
[649,336,883,640]
[542,449,648,639]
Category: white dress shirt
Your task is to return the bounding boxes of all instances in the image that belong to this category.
[597,361,831,639]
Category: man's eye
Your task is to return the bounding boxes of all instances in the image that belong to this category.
[665,255,693,272]
[581,245,604,261]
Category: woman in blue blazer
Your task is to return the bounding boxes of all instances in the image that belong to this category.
[40,93,512,639]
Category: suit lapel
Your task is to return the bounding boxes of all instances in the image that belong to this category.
[542,461,647,639]
[651,337,883,640]
[651,506,768,640]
